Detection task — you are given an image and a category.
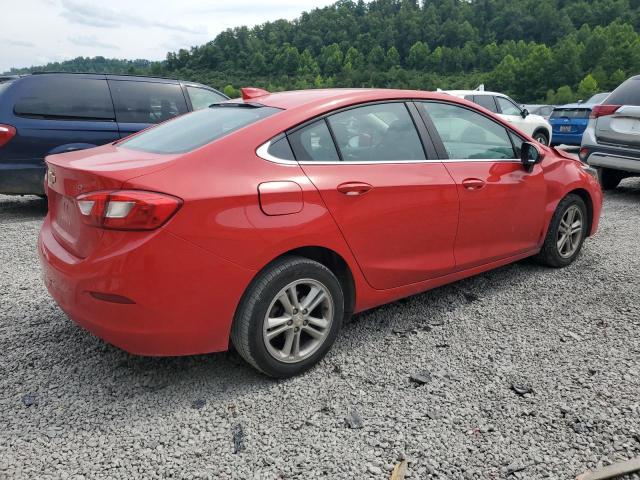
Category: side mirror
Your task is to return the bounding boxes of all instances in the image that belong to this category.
[521,108,529,118]
[520,141,544,172]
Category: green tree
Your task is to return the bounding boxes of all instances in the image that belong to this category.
[385,46,400,69]
[407,41,430,70]
[577,74,598,100]
[223,84,239,98]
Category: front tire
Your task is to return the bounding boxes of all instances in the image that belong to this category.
[231,256,344,378]
[535,194,588,268]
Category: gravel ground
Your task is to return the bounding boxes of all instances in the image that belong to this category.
[1,179,639,480]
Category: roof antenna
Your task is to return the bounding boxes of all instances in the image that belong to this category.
[474,84,485,92]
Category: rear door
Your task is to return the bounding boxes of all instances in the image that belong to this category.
[289,101,459,290]
[595,77,640,148]
[108,80,189,138]
[417,101,547,270]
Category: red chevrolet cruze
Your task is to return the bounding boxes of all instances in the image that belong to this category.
[39,88,602,377]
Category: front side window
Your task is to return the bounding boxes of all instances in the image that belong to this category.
[120,105,280,154]
[496,96,522,116]
[14,77,114,120]
[326,103,425,161]
[109,80,188,124]
[473,95,499,113]
[187,86,227,111]
[420,102,517,160]
[288,120,340,161]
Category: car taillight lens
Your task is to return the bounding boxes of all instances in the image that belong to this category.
[76,190,182,230]
[0,124,16,148]
[590,104,621,119]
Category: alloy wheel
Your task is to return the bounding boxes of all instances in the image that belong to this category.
[262,279,334,363]
[556,205,583,258]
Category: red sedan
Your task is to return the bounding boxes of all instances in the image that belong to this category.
[39,88,602,377]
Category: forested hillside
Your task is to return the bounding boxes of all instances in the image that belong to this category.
[7,0,640,102]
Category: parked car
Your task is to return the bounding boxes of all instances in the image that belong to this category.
[0,72,227,196]
[581,75,640,189]
[39,87,602,377]
[523,104,555,119]
[443,86,552,145]
[549,93,611,147]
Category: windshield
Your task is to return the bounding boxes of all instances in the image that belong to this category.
[550,108,590,119]
[120,104,281,154]
[587,92,609,104]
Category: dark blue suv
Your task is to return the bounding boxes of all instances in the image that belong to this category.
[0,73,227,195]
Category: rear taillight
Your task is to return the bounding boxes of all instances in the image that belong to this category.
[76,190,182,230]
[0,124,16,148]
[579,147,589,162]
[590,104,621,119]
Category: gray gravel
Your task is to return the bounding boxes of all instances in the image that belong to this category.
[1,179,639,480]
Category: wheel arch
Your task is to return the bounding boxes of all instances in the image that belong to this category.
[567,188,594,236]
[532,127,550,143]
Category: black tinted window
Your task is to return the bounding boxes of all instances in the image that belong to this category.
[14,77,114,120]
[267,135,295,160]
[288,120,340,161]
[121,105,280,154]
[606,77,640,106]
[109,80,188,124]
[327,103,425,161]
[550,109,590,119]
[473,95,498,113]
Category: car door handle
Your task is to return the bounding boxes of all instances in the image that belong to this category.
[462,178,486,190]
[337,181,373,196]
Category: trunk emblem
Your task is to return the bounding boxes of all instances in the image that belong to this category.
[47,169,56,186]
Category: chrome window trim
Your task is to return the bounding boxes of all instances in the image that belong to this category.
[256,140,298,165]
[257,137,521,165]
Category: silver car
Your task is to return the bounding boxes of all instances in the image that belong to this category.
[581,75,640,189]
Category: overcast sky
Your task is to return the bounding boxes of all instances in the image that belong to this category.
[0,0,336,73]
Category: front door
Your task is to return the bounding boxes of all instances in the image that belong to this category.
[418,101,547,270]
[288,102,459,290]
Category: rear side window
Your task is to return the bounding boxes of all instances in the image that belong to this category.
[420,102,517,160]
[109,80,188,124]
[187,86,226,110]
[550,109,590,119]
[473,95,498,113]
[14,77,114,120]
[120,105,280,154]
[605,77,640,106]
[288,120,340,161]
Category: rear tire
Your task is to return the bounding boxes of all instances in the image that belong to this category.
[596,167,623,190]
[231,255,344,378]
[535,194,588,268]
[533,130,549,145]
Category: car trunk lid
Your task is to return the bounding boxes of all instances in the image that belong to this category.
[550,108,590,135]
[45,143,179,258]
[595,105,640,148]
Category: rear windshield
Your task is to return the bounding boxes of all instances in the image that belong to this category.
[120,104,281,154]
[551,109,590,119]
[606,77,640,106]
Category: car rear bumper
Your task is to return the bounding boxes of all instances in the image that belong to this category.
[38,216,256,356]
[587,151,640,174]
[550,132,583,146]
[0,162,46,195]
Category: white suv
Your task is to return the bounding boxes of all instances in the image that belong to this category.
[442,86,552,145]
